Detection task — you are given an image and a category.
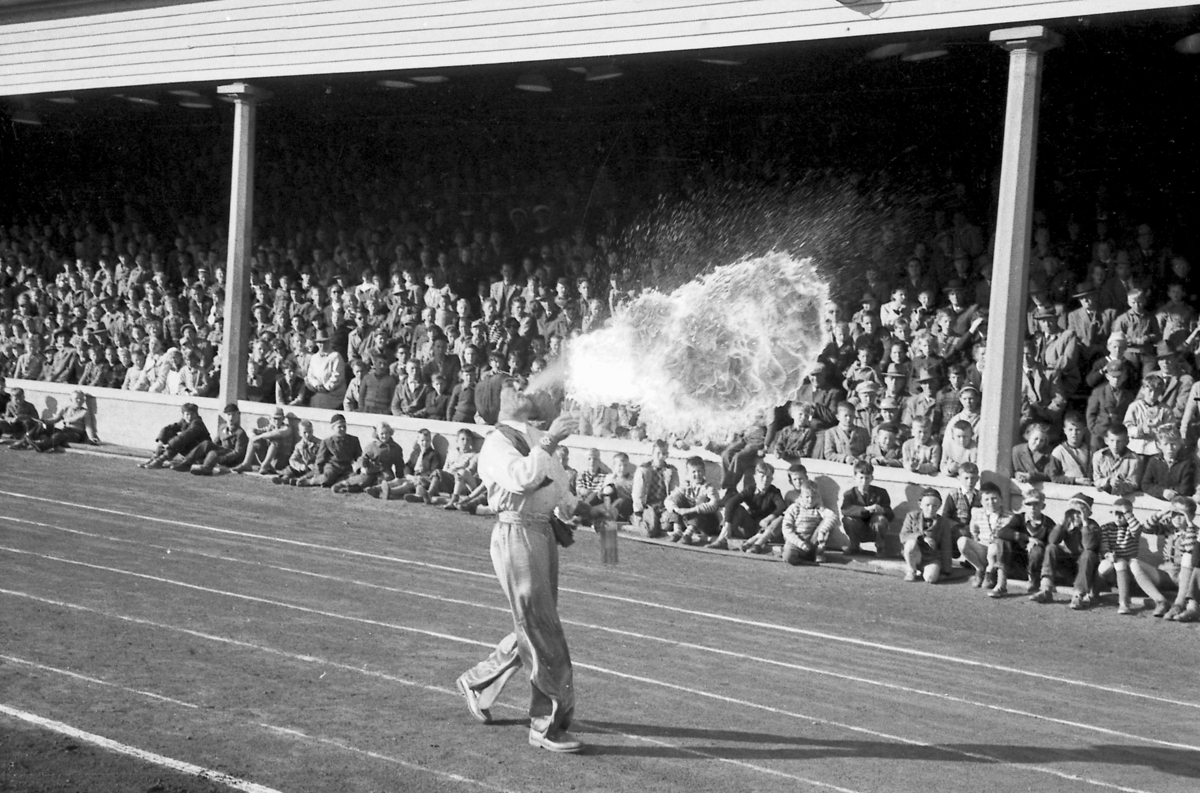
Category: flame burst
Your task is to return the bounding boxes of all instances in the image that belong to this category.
[564,252,830,439]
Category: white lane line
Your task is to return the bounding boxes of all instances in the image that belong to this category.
[4,494,1198,714]
[253,724,524,793]
[0,544,489,650]
[10,515,1194,754]
[0,654,199,709]
[0,580,1169,793]
[1,589,866,793]
[0,703,282,793]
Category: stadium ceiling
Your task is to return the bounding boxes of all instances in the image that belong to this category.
[1,1,1198,98]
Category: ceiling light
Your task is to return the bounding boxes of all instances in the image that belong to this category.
[377,79,416,89]
[900,42,948,62]
[865,42,910,60]
[11,110,43,126]
[566,66,588,74]
[168,89,202,97]
[515,73,552,92]
[585,63,623,82]
[410,75,449,84]
[698,58,745,66]
[45,96,77,105]
[179,98,214,109]
[1176,33,1200,54]
[126,96,160,106]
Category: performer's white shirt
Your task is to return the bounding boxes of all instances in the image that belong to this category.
[478,420,576,520]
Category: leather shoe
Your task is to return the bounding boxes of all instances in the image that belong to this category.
[706,537,729,551]
[528,729,583,753]
[456,676,492,724]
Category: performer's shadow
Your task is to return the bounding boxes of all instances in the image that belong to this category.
[577,721,1200,778]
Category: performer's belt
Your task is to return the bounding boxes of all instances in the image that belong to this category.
[497,510,550,528]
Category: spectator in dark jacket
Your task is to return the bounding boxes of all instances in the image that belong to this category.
[139,402,211,468]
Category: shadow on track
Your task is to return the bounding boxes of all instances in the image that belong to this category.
[577,721,1200,778]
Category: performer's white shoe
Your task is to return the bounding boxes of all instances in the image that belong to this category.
[456,675,492,724]
[529,729,583,753]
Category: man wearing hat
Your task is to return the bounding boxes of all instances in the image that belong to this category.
[1033,305,1081,397]
[304,327,347,410]
[902,367,942,435]
[1020,339,1068,430]
[1065,284,1116,367]
[1024,279,1065,336]
[794,362,844,430]
[1150,340,1193,421]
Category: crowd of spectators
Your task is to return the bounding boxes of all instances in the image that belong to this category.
[2,121,1199,621]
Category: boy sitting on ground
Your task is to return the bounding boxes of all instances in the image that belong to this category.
[663,456,721,545]
[710,460,786,551]
[233,407,294,475]
[598,451,636,522]
[293,414,362,488]
[272,420,321,484]
[781,481,839,565]
[961,481,1014,597]
[139,402,210,468]
[435,428,482,510]
[575,448,612,506]
[631,439,680,538]
[1097,499,1171,616]
[840,461,894,556]
[374,427,443,501]
[172,403,248,476]
[900,488,955,584]
[334,422,403,494]
[999,490,1058,601]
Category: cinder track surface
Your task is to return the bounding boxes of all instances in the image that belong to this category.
[2,453,1198,793]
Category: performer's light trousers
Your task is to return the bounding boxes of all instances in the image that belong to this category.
[460,519,574,737]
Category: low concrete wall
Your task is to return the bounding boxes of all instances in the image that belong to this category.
[9,379,1172,566]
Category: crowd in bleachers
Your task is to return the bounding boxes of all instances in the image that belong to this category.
[1,125,1199,621]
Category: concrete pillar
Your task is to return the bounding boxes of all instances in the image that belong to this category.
[977,26,1061,494]
[216,82,270,406]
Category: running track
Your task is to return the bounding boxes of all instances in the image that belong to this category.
[2,452,1198,792]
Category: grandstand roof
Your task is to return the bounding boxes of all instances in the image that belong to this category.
[1,1,1196,97]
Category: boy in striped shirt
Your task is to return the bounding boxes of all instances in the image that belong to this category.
[781,481,839,566]
[1144,497,1200,622]
[1098,499,1171,616]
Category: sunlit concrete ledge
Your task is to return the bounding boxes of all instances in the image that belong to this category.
[10,379,1172,566]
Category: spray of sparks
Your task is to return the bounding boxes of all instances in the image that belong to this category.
[561,252,829,439]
